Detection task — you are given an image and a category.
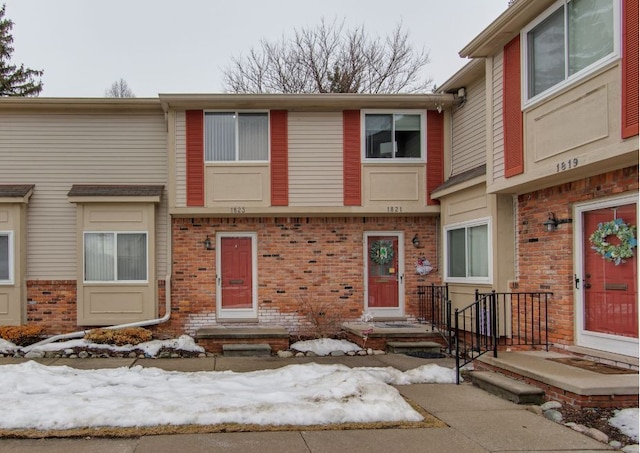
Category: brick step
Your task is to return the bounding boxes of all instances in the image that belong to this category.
[469,371,545,405]
[386,341,441,354]
[222,343,272,357]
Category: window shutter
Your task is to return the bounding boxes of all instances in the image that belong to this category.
[185,110,204,206]
[503,35,524,177]
[270,110,288,206]
[343,110,361,206]
[426,111,444,206]
[622,0,639,138]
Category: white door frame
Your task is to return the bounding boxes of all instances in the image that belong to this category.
[216,232,258,320]
[574,193,638,357]
[363,231,405,318]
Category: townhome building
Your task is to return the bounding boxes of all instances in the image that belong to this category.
[0,0,637,363]
[434,0,638,358]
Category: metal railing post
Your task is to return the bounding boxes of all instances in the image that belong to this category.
[455,308,460,385]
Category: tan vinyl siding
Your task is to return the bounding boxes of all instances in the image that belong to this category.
[0,112,168,280]
[452,76,487,175]
[175,111,187,208]
[491,50,505,182]
[288,112,343,206]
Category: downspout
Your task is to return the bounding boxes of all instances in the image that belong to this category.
[23,206,173,352]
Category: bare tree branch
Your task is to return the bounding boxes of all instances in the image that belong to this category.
[105,78,135,98]
[222,18,431,94]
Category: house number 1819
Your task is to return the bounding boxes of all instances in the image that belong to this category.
[556,158,579,173]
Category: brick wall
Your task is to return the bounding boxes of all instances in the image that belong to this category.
[160,216,439,337]
[516,165,638,347]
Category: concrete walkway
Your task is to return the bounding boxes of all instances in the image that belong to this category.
[0,355,614,453]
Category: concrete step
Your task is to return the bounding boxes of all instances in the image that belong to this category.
[386,341,441,354]
[222,343,272,357]
[469,371,545,405]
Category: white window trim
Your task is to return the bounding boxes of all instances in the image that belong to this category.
[521,0,620,109]
[0,231,13,285]
[204,110,271,164]
[83,231,149,284]
[444,217,493,284]
[361,110,426,163]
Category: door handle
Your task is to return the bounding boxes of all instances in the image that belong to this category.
[400,274,404,284]
[574,274,580,289]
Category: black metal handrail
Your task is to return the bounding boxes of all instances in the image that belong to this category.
[477,290,552,350]
[454,292,498,384]
[417,284,452,353]
[454,290,552,384]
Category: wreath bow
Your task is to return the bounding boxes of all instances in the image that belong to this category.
[589,218,637,265]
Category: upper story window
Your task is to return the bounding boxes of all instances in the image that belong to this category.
[84,232,147,283]
[445,219,491,283]
[0,232,12,284]
[205,112,269,162]
[363,112,424,161]
[524,0,618,104]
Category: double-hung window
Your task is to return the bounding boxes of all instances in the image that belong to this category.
[445,219,491,283]
[524,0,618,103]
[205,112,269,162]
[84,232,147,283]
[364,112,424,161]
[0,232,12,284]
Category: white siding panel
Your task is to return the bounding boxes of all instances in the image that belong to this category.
[288,112,343,206]
[0,113,168,280]
[492,51,505,182]
[175,111,187,208]
[452,76,487,175]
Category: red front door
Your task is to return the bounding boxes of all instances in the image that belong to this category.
[367,235,400,310]
[582,204,638,338]
[220,237,253,310]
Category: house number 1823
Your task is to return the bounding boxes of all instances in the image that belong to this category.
[556,158,579,173]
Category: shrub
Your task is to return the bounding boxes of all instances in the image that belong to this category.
[0,325,45,346]
[84,327,153,346]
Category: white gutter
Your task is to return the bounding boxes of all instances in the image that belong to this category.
[23,207,173,353]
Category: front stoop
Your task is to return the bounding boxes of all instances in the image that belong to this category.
[342,322,448,351]
[470,371,545,405]
[386,341,441,355]
[195,326,290,354]
[222,343,272,357]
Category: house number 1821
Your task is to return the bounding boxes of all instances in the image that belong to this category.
[556,158,579,173]
[386,206,403,213]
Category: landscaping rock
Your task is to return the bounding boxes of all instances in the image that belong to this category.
[622,445,639,453]
[586,427,609,444]
[277,350,294,358]
[526,405,543,416]
[543,409,563,423]
[24,350,45,359]
[609,440,622,449]
[329,350,345,357]
[78,351,89,359]
[541,401,562,411]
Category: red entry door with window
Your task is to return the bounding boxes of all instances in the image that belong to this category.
[220,237,253,309]
[367,236,399,309]
[582,204,638,338]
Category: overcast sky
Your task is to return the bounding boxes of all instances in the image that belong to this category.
[3,0,509,98]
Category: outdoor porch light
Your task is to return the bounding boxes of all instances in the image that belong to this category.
[203,235,213,250]
[412,234,420,248]
[543,213,572,232]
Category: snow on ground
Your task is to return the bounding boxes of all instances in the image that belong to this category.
[290,338,363,356]
[19,335,206,357]
[0,361,457,430]
[0,336,459,430]
[609,408,639,442]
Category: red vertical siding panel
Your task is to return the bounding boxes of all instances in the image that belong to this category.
[343,110,362,206]
[426,110,444,206]
[503,35,524,178]
[185,110,204,207]
[270,110,289,206]
[622,0,639,138]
